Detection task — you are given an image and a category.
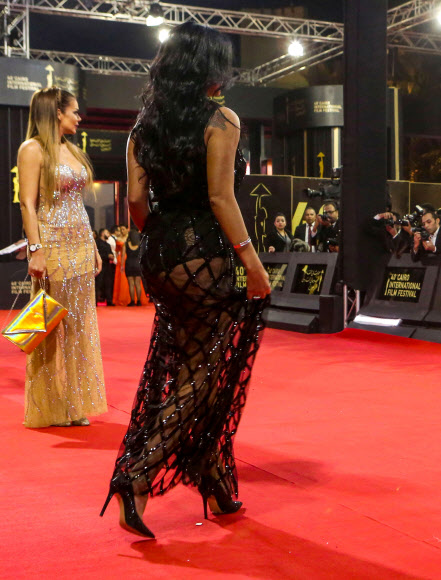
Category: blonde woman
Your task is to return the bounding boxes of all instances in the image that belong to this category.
[18,87,107,428]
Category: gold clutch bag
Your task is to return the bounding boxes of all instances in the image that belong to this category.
[2,288,68,354]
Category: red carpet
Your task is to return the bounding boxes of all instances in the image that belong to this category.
[1,305,441,579]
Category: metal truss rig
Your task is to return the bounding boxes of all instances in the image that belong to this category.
[3,0,346,40]
[1,0,441,85]
[251,0,441,84]
[28,48,256,83]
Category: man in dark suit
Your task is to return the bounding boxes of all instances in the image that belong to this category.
[411,211,441,261]
[316,199,340,252]
[95,228,115,305]
[294,206,321,251]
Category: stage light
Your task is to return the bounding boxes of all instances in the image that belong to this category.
[146,2,164,26]
[437,10,441,25]
[288,40,304,57]
[158,28,170,43]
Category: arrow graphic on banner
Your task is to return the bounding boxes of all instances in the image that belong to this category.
[318,152,325,179]
[250,183,272,253]
[11,166,19,204]
[81,131,88,152]
[45,65,54,87]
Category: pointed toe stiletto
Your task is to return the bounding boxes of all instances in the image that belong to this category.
[199,476,243,520]
[100,473,155,539]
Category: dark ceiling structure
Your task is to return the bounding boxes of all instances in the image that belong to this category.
[1,1,441,84]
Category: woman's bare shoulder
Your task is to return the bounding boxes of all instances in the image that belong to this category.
[18,139,43,162]
[208,106,240,132]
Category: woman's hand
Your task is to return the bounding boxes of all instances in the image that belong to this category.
[246,265,271,301]
[28,250,46,278]
[95,252,102,276]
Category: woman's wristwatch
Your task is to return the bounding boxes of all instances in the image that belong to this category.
[29,243,43,253]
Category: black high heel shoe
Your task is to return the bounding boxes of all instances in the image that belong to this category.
[100,473,155,538]
[199,475,243,520]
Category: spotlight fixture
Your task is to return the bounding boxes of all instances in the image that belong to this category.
[288,40,304,58]
[158,28,170,43]
[146,2,164,27]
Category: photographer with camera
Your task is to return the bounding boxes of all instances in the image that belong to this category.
[411,210,441,260]
[316,200,340,252]
[370,211,411,256]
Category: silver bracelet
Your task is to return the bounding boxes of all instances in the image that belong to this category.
[233,237,251,250]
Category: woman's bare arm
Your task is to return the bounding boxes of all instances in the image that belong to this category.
[127,138,149,231]
[18,140,46,277]
[205,107,270,299]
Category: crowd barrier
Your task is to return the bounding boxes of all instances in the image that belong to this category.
[351,253,441,342]
[3,252,441,343]
[258,252,343,333]
[0,261,30,310]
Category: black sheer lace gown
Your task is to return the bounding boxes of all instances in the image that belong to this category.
[110,112,268,505]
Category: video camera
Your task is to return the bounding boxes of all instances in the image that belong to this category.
[304,167,342,199]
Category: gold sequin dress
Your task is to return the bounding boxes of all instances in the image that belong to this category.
[24,164,107,428]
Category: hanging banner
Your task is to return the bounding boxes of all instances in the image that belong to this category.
[0,261,30,310]
[0,57,85,107]
[277,86,344,131]
[74,129,128,159]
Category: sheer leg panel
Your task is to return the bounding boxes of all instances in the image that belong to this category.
[114,256,267,498]
[24,273,107,428]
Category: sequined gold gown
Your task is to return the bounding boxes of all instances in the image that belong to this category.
[24,164,107,428]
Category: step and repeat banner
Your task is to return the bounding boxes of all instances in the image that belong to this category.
[236,174,431,254]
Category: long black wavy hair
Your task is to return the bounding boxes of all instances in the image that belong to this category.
[133,21,233,197]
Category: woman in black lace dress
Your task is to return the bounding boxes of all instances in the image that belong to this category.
[124,228,142,305]
[101,22,271,538]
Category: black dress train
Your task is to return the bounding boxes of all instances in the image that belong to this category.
[111,109,268,502]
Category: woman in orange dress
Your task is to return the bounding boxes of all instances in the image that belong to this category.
[112,226,129,305]
[115,224,150,305]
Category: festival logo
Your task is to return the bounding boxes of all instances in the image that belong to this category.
[81,131,88,153]
[45,64,54,87]
[293,264,327,295]
[318,152,325,179]
[250,183,272,253]
[291,201,308,233]
[264,263,289,291]
[11,166,19,203]
[380,267,425,303]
